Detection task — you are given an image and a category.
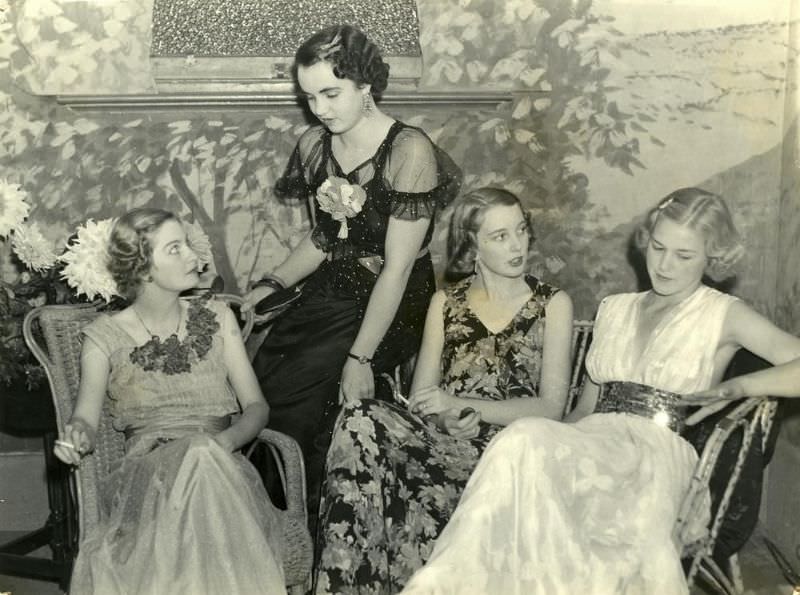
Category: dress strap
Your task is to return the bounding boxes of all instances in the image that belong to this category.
[441,276,471,321]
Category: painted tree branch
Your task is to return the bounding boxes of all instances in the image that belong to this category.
[168,158,237,289]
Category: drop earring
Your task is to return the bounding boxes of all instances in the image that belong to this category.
[362,93,373,115]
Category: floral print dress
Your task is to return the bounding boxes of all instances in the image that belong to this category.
[314,275,559,594]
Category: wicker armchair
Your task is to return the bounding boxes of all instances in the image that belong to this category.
[678,397,778,594]
[22,293,312,591]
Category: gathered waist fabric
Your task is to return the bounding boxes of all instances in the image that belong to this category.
[595,381,688,434]
[124,415,231,449]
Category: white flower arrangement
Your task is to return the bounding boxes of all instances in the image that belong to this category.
[0,178,31,239]
[0,178,60,273]
[10,221,60,272]
[59,218,119,303]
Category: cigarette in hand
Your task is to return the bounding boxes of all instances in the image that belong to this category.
[55,439,76,450]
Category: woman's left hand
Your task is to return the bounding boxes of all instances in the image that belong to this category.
[339,359,375,404]
[684,379,746,425]
[408,385,457,417]
[212,432,236,453]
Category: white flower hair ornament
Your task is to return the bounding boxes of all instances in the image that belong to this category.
[183,220,213,270]
[60,218,119,303]
[0,178,31,238]
[316,176,367,239]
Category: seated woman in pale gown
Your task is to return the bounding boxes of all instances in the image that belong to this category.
[53,208,286,595]
[402,187,800,595]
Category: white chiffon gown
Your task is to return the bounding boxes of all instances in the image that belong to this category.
[402,285,737,595]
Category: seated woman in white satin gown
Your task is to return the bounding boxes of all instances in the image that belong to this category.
[402,188,800,595]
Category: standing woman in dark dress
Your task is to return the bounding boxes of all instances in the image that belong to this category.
[243,24,461,531]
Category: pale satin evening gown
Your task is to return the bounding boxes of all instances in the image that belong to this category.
[402,285,737,595]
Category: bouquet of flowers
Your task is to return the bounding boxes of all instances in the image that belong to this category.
[1,178,77,388]
[315,176,367,239]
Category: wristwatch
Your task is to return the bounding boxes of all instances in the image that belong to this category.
[347,352,373,365]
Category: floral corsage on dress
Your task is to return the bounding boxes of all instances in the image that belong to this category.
[316,176,367,239]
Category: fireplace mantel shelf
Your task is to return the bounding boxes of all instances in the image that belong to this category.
[56,91,515,112]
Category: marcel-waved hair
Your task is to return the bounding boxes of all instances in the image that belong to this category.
[108,208,179,301]
[446,187,532,277]
[294,24,390,95]
[635,187,744,281]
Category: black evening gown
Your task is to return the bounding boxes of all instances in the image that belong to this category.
[252,121,461,531]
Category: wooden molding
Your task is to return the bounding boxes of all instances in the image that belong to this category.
[56,91,514,111]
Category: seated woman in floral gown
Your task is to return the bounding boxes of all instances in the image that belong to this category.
[402,188,800,595]
[313,187,574,593]
[53,208,286,595]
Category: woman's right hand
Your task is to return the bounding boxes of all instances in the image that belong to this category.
[440,408,481,439]
[53,418,95,465]
[241,285,277,323]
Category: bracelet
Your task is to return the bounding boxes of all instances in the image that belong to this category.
[254,274,286,293]
[347,352,373,365]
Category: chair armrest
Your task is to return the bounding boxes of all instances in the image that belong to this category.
[249,429,307,522]
[676,397,766,550]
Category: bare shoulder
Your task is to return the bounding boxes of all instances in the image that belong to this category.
[546,289,573,313]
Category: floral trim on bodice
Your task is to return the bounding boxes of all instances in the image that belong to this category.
[441,275,558,401]
[129,293,220,375]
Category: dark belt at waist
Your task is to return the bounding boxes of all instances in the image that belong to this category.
[595,381,688,434]
[327,247,430,275]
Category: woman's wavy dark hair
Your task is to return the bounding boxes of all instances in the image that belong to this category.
[635,187,744,281]
[446,187,532,277]
[294,24,390,95]
[108,208,178,301]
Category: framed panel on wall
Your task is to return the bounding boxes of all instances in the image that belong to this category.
[150,0,423,93]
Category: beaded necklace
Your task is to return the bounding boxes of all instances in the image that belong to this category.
[131,303,182,340]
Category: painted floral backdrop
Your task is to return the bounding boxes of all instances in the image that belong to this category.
[1,0,798,558]
[2,0,796,322]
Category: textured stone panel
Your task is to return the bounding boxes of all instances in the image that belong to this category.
[151,0,421,57]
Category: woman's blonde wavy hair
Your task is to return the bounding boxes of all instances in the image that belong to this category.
[635,187,744,282]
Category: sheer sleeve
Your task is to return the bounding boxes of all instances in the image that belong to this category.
[382,127,462,220]
[274,125,327,202]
